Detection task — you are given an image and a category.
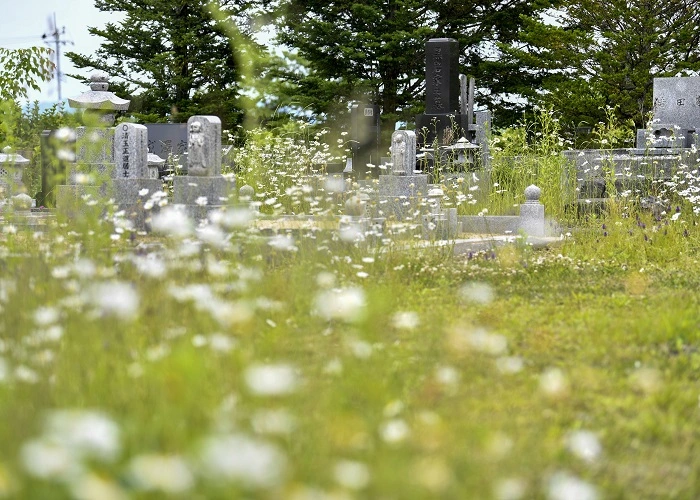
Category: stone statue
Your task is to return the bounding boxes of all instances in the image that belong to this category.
[188,121,207,176]
[391,133,406,175]
[390,130,416,175]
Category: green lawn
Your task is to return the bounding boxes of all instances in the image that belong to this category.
[1,206,699,499]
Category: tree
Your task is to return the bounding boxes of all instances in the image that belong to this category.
[67,0,259,129]
[503,0,700,135]
[270,0,557,132]
[0,47,55,102]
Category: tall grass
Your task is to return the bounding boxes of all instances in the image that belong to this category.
[487,108,575,220]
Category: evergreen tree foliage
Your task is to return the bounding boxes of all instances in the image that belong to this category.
[270,0,556,130]
[66,0,258,128]
[503,0,700,135]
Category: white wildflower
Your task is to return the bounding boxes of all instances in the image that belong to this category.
[334,460,370,490]
[87,281,139,320]
[44,410,121,462]
[151,207,193,238]
[314,287,366,323]
[245,363,299,396]
[268,234,297,252]
[460,281,495,305]
[251,409,296,436]
[198,434,286,488]
[547,471,598,500]
[127,454,194,494]
[380,419,410,443]
[391,311,420,330]
[540,368,569,397]
[565,430,602,463]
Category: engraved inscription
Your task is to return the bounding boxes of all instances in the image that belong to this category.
[121,124,129,178]
[433,48,443,111]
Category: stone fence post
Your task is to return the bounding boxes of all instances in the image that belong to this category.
[519,185,545,237]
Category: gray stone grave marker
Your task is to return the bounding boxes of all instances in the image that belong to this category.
[113,123,164,229]
[390,130,417,175]
[172,115,234,221]
[115,123,148,179]
[378,129,428,221]
[652,77,700,132]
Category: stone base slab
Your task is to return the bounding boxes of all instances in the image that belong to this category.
[55,184,103,220]
[173,175,235,205]
[113,178,163,205]
[171,203,226,224]
[378,174,429,197]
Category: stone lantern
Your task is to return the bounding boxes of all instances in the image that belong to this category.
[440,136,480,170]
[68,71,130,126]
[56,72,131,214]
[147,153,165,180]
[0,146,29,198]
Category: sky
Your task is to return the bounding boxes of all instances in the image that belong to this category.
[1,0,123,104]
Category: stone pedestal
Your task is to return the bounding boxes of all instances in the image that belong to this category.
[377,174,429,221]
[57,127,115,215]
[55,184,102,222]
[113,178,164,229]
[172,175,235,221]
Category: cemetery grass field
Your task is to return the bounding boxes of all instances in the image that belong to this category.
[2,203,700,499]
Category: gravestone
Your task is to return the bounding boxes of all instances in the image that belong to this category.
[114,123,148,179]
[378,130,428,221]
[520,185,545,237]
[652,77,700,132]
[632,77,700,153]
[415,38,470,147]
[145,123,188,177]
[113,123,163,229]
[172,115,235,221]
[565,76,700,211]
[145,123,188,161]
[350,103,381,179]
[414,38,491,169]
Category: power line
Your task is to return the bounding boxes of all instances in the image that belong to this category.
[0,35,44,42]
[42,12,74,101]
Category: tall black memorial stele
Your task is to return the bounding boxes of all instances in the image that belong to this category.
[350,103,380,179]
[415,38,469,149]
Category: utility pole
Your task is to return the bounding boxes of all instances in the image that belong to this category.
[42,13,73,101]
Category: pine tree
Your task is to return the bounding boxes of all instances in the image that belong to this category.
[67,0,257,128]
[503,0,700,134]
[271,0,556,130]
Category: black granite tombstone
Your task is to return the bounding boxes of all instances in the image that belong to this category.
[145,123,188,175]
[416,38,471,148]
[350,103,381,179]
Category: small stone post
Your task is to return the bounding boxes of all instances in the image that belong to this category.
[520,185,545,237]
